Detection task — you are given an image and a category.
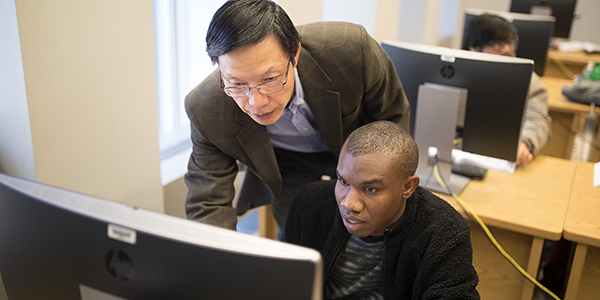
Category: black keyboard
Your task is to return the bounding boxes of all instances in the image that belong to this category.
[452,163,488,180]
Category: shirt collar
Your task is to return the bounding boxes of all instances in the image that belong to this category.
[287,67,305,112]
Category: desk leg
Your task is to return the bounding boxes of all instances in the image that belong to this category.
[592,124,600,162]
[564,243,588,300]
[521,237,544,300]
[258,205,278,240]
[566,114,587,160]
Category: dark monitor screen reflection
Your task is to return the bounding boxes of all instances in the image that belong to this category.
[462,9,555,76]
[510,0,577,39]
[0,173,322,300]
[382,40,533,194]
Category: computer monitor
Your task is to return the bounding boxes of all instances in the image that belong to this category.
[381,40,533,193]
[0,173,322,300]
[461,9,555,76]
[510,0,577,39]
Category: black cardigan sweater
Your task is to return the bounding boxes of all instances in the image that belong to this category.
[283,181,480,299]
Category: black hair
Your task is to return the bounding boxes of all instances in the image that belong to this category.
[464,14,519,51]
[206,0,300,65]
[344,121,419,179]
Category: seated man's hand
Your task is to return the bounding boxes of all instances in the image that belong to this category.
[516,141,533,166]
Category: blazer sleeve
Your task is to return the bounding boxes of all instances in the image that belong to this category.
[183,74,240,230]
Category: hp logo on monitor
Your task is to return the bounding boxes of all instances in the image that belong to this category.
[441,65,455,79]
[106,248,134,282]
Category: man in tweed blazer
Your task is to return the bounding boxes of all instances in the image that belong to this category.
[184,0,410,231]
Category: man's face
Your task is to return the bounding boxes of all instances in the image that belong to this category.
[334,148,410,237]
[218,35,298,125]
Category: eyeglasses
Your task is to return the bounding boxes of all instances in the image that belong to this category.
[221,62,290,98]
[485,38,519,54]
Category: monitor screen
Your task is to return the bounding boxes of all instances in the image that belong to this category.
[461,9,555,76]
[510,0,577,39]
[0,173,322,300]
[381,40,533,162]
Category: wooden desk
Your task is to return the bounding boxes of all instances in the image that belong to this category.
[540,76,600,161]
[563,162,600,300]
[258,156,576,299]
[437,156,576,300]
[548,49,600,64]
[545,49,600,80]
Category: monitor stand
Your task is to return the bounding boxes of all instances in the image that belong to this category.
[413,83,470,195]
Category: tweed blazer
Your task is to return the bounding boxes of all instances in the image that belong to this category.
[184,22,410,229]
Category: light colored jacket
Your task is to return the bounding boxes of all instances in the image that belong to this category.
[522,72,551,155]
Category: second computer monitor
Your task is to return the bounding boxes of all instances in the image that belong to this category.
[510,0,577,39]
[382,40,533,162]
[462,9,555,76]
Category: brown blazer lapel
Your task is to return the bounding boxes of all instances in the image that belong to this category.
[297,48,344,157]
[234,108,282,199]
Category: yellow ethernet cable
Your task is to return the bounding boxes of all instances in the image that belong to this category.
[433,164,561,300]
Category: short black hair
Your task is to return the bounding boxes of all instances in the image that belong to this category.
[344,121,419,179]
[206,0,300,65]
[465,14,519,51]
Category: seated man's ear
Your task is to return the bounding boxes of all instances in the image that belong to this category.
[402,175,420,199]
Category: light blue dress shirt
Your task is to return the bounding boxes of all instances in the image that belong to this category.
[266,69,330,153]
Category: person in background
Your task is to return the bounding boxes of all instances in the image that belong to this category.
[467,14,569,298]
[283,121,480,299]
[184,0,410,233]
[465,13,552,165]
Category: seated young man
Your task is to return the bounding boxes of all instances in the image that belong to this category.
[283,121,480,299]
[465,13,551,166]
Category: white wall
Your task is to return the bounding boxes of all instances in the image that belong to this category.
[279,0,399,42]
[0,0,164,210]
[0,1,33,297]
[0,0,35,182]
[375,0,402,41]
[397,0,441,45]
[279,0,323,26]
[573,0,600,44]
[322,0,378,37]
